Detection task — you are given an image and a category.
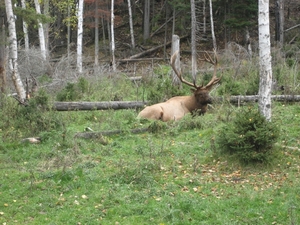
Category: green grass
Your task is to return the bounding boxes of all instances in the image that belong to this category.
[0,102,300,224]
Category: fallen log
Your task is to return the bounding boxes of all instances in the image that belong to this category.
[216,95,300,103]
[53,95,300,111]
[53,101,147,111]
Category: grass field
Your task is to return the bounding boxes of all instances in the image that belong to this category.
[1,98,300,224]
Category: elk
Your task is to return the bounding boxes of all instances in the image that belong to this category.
[137,50,221,121]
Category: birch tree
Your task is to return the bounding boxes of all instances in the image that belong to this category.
[77,0,84,73]
[21,0,29,51]
[111,0,116,71]
[94,0,99,66]
[34,0,47,60]
[5,0,26,101]
[127,0,135,49]
[190,0,197,82]
[258,0,272,121]
[209,0,217,49]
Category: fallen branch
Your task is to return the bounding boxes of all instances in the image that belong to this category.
[53,101,147,111]
[118,34,189,63]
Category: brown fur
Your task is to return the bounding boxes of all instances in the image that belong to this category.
[138,50,221,122]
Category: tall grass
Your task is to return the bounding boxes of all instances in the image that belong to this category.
[0,50,300,224]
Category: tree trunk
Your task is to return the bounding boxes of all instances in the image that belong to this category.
[258,0,272,121]
[0,18,7,93]
[143,0,150,42]
[94,0,99,66]
[111,0,116,71]
[275,0,284,46]
[43,0,50,58]
[34,0,47,60]
[21,0,29,51]
[171,34,181,87]
[5,0,26,101]
[190,0,197,82]
[77,0,84,73]
[245,27,252,57]
[53,101,146,111]
[127,0,135,49]
[209,0,217,49]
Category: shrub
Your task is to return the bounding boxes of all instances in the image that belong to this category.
[216,106,279,163]
[56,77,88,101]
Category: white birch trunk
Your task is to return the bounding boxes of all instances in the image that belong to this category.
[5,0,26,101]
[245,27,252,57]
[43,0,50,58]
[127,0,135,49]
[258,0,272,121]
[77,0,84,73]
[111,0,116,71]
[190,0,197,83]
[21,0,29,51]
[171,34,180,86]
[34,0,47,60]
[209,0,217,49]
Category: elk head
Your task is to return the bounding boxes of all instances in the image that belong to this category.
[170,49,221,115]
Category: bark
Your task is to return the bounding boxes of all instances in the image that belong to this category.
[0,19,6,93]
[53,101,146,111]
[209,0,217,49]
[258,0,272,121]
[275,0,284,45]
[171,34,180,86]
[21,0,29,51]
[111,0,116,71]
[143,0,150,42]
[77,0,84,73]
[34,0,47,60]
[127,0,135,48]
[5,0,26,101]
[245,27,252,57]
[95,0,99,66]
[190,0,197,82]
[52,95,300,111]
[215,95,300,104]
[119,35,188,62]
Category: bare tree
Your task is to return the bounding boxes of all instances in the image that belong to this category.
[258,0,273,121]
[275,0,284,46]
[127,0,135,49]
[143,0,150,42]
[77,0,84,73]
[21,0,29,51]
[190,0,197,82]
[34,0,47,60]
[94,0,99,66]
[209,0,217,49]
[5,0,26,101]
[0,18,7,93]
[111,0,116,71]
[171,34,180,86]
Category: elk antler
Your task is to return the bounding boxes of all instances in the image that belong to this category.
[170,51,198,88]
[200,49,221,89]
